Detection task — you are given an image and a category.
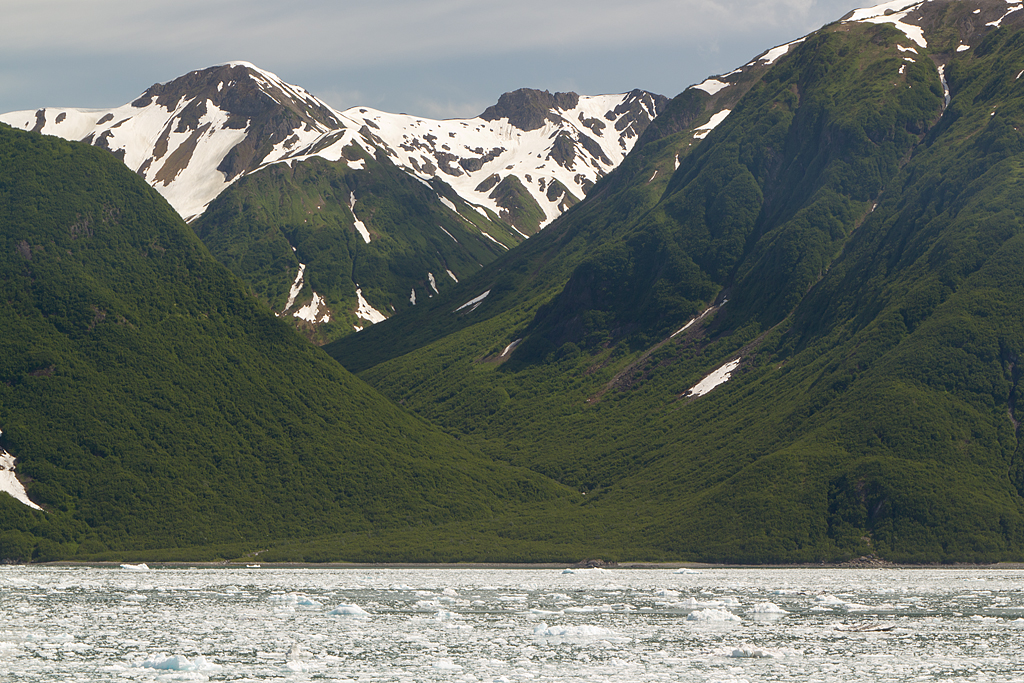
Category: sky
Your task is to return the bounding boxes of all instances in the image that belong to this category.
[2,0,866,120]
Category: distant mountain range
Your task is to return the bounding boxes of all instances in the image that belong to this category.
[1,65,665,342]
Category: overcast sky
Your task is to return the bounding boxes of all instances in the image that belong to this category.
[3,0,863,119]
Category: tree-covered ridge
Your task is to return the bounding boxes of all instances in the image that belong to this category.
[0,123,572,562]
[328,18,1024,562]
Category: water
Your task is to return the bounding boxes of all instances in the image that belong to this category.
[1,565,1023,681]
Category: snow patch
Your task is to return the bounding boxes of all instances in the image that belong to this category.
[694,79,729,96]
[758,38,805,65]
[348,192,371,244]
[428,272,439,294]
[0,433,43,511]
[847,0,928,48]
[446,269,459,282]
[410,289,417,306]
[284,263,306,312]
[355,288,387,324]
[693,109,731,140]
[293,291,328,323]
[687,358,741,397]
[454,290,491,313]
[438,226,459,243]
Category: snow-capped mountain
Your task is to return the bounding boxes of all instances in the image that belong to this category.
[0,62,665,231]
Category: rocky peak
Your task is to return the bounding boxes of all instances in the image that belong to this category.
[479,88,582,130]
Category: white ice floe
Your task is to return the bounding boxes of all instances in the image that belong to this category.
[355,287,388,325]
[686,608,742,622]
[270,593,322,608]
[686,358,741,397]
[0,434,43,511]
[140,654,221,672]
[119,563,149,571]
[454,289,491,313]
[533,623,615,637]
[328,603,370,617]
[694,79,729,96]
[674,567,701,574]
[693,109,732,140]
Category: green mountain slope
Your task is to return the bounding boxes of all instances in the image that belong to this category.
[0,123,572,562]
[328,10,1024,562]
[192,146,517,344]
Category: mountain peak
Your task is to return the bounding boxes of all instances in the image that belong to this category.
[479,89,582,130]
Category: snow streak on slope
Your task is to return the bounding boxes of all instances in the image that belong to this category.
[0,430,43,511]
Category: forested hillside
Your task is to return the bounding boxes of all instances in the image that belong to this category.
[329,7,1024,563]
[0,123,572,562]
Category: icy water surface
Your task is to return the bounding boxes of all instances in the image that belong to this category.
[1,566,1023,681]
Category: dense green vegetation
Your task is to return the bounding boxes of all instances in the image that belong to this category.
[193,146,520,344]
[0,123,575,562]
[329,20,1024,563]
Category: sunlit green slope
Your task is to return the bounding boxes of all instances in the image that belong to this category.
[0,124,571,562]
[329,14,1024,562]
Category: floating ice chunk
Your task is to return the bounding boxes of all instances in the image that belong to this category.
[674,567,701,574]
[686,608,741,622]
[328,603,370,617]
[730,647,785,658]
[687,358,741,397]
[432,659,462,670]
[120,563,149,571]
[749,602,788,614]
[141,654,221,671]
[656,589,681,598]
[533,623,615,637]
[270,592,322,608]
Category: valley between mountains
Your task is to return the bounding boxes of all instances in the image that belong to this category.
[3,0,1024,564]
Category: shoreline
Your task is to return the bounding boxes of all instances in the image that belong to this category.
[24,560,1024,570]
